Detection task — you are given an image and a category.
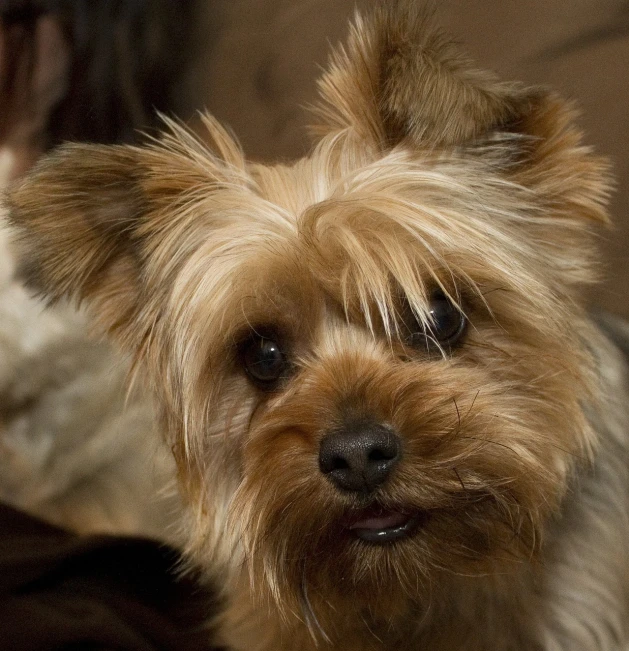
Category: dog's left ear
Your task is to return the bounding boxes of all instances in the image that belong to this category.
[313,1,610,226]
[313,2,526,149]
[7,143,155,339]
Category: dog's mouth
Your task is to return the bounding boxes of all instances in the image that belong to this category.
[344,507,426,544]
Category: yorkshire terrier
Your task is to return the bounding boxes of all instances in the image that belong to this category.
[7,2,629,649]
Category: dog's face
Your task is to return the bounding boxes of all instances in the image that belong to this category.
[8,2,610,634]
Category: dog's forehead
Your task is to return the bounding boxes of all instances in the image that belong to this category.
[250,142,450,216]
[242,143,536,298]
[248,140,530,244]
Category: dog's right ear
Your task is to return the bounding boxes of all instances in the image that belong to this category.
[7,117,245,339]
[8,144,146,336]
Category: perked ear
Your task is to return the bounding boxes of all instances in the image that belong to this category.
[7,117,245,339]
[313,0,611,228]
[313,1,529,149]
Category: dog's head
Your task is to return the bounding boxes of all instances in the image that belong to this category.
[8,0,610,636]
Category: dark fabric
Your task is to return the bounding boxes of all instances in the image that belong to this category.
[0,503,220,651]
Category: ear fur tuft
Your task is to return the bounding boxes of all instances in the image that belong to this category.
[7,116,245,339]
[312,0,611,230]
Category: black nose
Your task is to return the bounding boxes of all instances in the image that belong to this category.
[319,422,401,493]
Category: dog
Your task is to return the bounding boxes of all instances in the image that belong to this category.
[7,2,629,649]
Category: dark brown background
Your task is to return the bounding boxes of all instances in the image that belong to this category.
[177,0,628,318]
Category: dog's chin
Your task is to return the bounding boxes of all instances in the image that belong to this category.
[343,505,429,544]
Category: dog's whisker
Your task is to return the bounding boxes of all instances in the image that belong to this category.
[453,467,466,491]
[300,576,332,645]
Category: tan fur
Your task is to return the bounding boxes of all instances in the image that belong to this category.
[7,2,629,649]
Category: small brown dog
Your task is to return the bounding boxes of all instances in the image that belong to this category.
[7,2,629,649]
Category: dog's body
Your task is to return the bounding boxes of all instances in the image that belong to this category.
[6,2,629,649]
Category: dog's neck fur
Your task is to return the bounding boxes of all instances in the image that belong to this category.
[220,569,537,650]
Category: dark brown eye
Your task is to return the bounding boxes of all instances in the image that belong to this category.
[241,334,289,390]
[428,290,466,343]
[406,290,466,351]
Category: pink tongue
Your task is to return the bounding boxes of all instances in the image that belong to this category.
[350,511,409,531]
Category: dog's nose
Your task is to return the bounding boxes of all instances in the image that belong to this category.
[319,422,401,493]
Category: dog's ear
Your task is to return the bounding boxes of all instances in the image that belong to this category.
[313,0,610,226]
[312,2,529,149]
[7,117,245,340]
[8,144,146,336]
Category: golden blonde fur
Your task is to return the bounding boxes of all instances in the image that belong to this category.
[7,2,629,649]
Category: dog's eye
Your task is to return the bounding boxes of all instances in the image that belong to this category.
[428,291,466,343]
[241,334,288,390]
[406,290,466,351]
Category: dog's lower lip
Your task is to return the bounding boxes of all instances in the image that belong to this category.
[348,509,423,544]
